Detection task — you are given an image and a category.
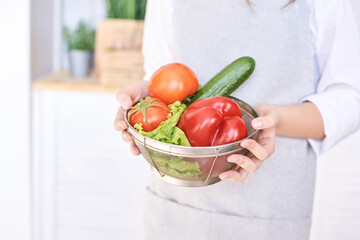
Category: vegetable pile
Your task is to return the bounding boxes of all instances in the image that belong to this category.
[127,57,255,178]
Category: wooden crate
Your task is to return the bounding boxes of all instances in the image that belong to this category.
[95,19,145,87]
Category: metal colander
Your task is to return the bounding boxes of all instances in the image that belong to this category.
[124,96,259,187]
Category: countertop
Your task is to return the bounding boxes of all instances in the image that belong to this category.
[32,71,136,94]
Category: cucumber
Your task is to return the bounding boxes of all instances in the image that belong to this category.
[186,56,255,105]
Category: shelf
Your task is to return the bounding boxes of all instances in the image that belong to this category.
[32,70,138,94]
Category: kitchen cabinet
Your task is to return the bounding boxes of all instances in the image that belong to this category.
[32,75,148,240]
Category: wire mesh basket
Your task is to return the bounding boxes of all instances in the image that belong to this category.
[124,96,259,187]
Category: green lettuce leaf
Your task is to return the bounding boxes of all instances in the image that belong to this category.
[148,150,201,178]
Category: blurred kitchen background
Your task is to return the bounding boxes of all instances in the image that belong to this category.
[0,0,360,239]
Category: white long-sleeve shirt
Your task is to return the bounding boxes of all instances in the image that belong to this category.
[142,0,360,155]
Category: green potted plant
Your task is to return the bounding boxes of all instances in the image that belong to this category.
[95,0,147,86]
[105,0,147,19]
[63,21,96,78]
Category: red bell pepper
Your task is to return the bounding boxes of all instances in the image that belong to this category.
[177,97,247,147]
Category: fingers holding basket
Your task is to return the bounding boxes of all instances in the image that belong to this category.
[220,130,276,183]
[115,92,140,156]
[114,81,151,156]
[114,106,128,131]
[116,92,133,110]
[219,153,263,182]
[227,154,262,173]
[219,168,249,183]
[114,87,142,155]
[114,93,133,132]
[122,130,140,156]
[114,81,149,132]
[240,139,270,161]
[121,130,132,142]
[219,152,261,182]
[130,140,140,156]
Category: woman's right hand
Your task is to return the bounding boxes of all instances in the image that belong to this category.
[114,80,149,155]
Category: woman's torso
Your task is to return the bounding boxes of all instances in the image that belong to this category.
[144,1,316,239]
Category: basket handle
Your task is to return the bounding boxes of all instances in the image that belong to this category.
[204,148,219,184]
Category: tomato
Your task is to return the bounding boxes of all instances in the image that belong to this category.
[149,63,199,105]
[177,97,247,146]
[128,97,170,132]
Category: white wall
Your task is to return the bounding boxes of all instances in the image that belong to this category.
[0,1,31,240]
[353,1,360,26]
[63,0,105,28]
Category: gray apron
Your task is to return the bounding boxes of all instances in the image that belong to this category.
[143,0,316,239]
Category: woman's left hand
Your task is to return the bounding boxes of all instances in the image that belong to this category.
[219,105,279,183]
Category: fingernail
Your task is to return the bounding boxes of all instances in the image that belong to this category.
[252,120,262,129]
[119,121,127,129]
[120,99,131,109]
[240,141,249,148]
[219,173,226,180]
